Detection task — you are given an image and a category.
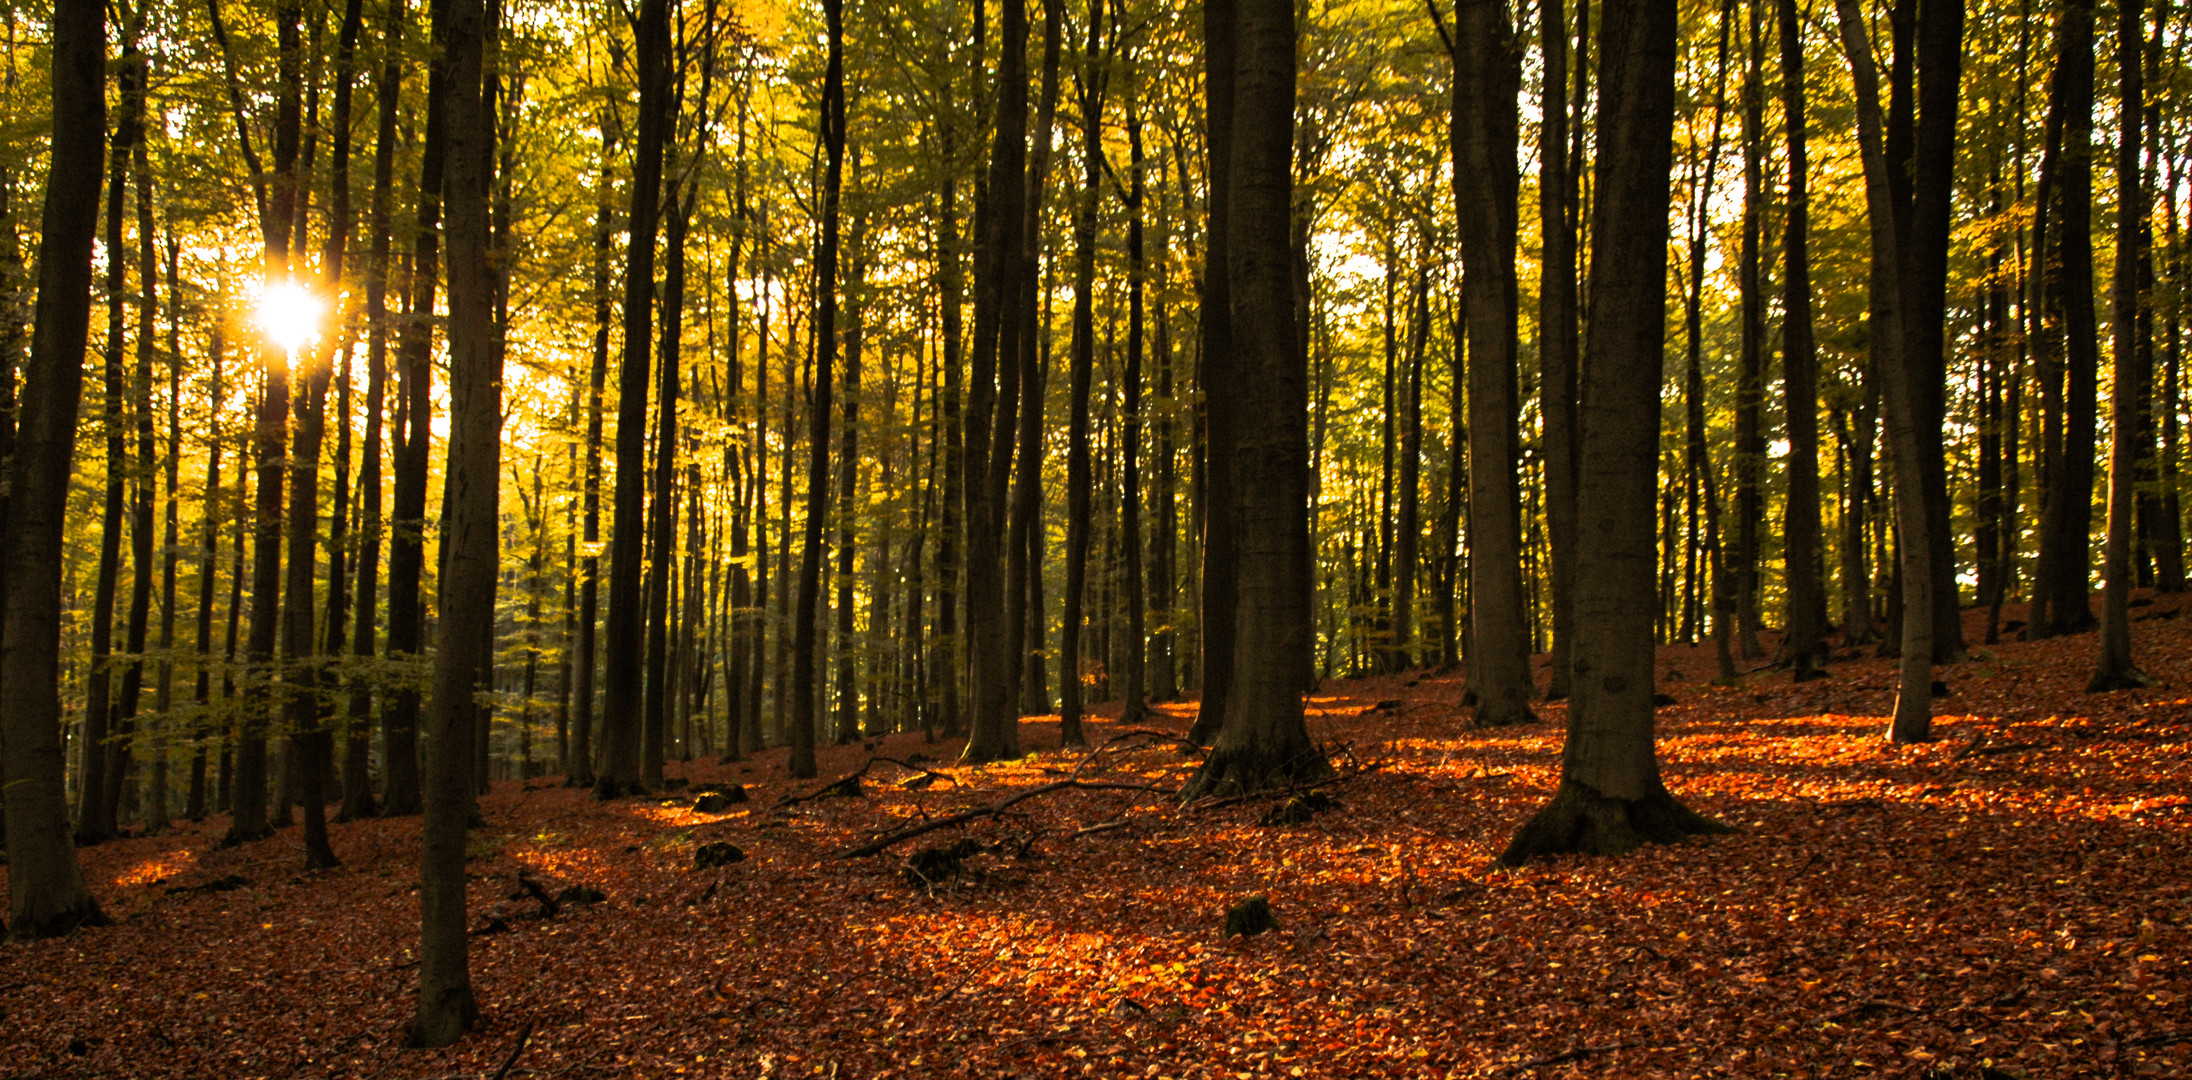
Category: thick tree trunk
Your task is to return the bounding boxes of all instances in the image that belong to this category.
[1188,0,1239,749]
[1780,0,1827,678]
[1,0,107,937]
[1501,0,1724,863]
[2032,0,2099,638]
[1182,0,1329,798]
[960,0,1030,764]
[1448,0,1535,727]
[410,0,492,1042]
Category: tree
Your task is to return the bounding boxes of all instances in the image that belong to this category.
[0,0,107,938]
[1500,0,1725,861]
[1837,0,1937,743]
[1181,0,1330,798]
[410,0,494,1043]
[960,0,1031,765]
[598,0,673,796]
[2093,0,2152,691]
[1439,0,1536,728]
[1779,0,1828,680]
[792,0,847,779]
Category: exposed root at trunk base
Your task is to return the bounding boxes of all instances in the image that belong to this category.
[1180,744,1333,801]
[7,898,111,942]
[1497,779,1733,866]
[2087,666,2154,693]
[1470,700,1538,729]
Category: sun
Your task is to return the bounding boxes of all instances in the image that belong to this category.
[256,280,322,354]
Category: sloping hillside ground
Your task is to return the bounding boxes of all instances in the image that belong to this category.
[3,596,2188,1079]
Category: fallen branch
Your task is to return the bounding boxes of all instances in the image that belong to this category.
[838,780,1170,858]
[776,759,882,809]
[1068,819,1131,840]
[1504,1041,1653,1074]
[489,1020,536,1080]
[1822,998,1922,1023]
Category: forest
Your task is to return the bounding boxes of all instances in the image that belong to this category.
[0,0,2188,1071]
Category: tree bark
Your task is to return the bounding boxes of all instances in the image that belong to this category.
[2031,0,2099,638]
[1500,0,1724,862]
[598,0,672,795]
[2093,0,2152,690]
[1780,0,1827,678]
[409,0,492,1044]
[1447,0,1536,727]
[960,0,1030,764]
[1181,0,1329,798]
[793,0,847,778]
[1838,0,1937,743]
[1538,0,1581,700]
[1,0,107,937]
[1061,0,1108,748]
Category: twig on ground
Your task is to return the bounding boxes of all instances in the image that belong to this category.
[776,759,882,808]
[489,1020,536,1080]
[838,780,1172,858]
[1503,1042,1653,1074]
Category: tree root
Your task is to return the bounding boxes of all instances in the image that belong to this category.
[1179,743,1333,801]
[1498,779,1733,865]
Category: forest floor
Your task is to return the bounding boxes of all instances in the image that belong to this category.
[4,597,2191,1079]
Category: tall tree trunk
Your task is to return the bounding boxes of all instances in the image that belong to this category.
[2093,0,2153,690]
[1838,0,1937,743]
[597,0,671,795]
[227,0,307,845]
[1733,0,1767,661]
[1,0,107,937]
[1500,0,1725,862]
[383,0,449,816]
[342,0,400,820]
[1061,0,1107,748]
[2032,0,2098,638]
[80,26,145,846]
[1538,0,1581,700]
[1446,0,1535,726]
[410,0,492,1041]
[834,263,863,744]
[1006,0,1063,728]
[961,0,1030,764]
[1780,0,1827,678]
[1120,104,1150,725]
[1149,145,1179,702]
[643,180,688,787]
[571,111,616,784]
[1181,0,1329,797]
[1187,0,1238,749]
[794,0,847,778]
[112,93,160,833]
[188,318,226,822]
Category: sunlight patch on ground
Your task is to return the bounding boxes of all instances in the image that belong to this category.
[113,848,199,889]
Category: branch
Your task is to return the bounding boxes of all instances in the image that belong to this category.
[837,780,1170,859]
